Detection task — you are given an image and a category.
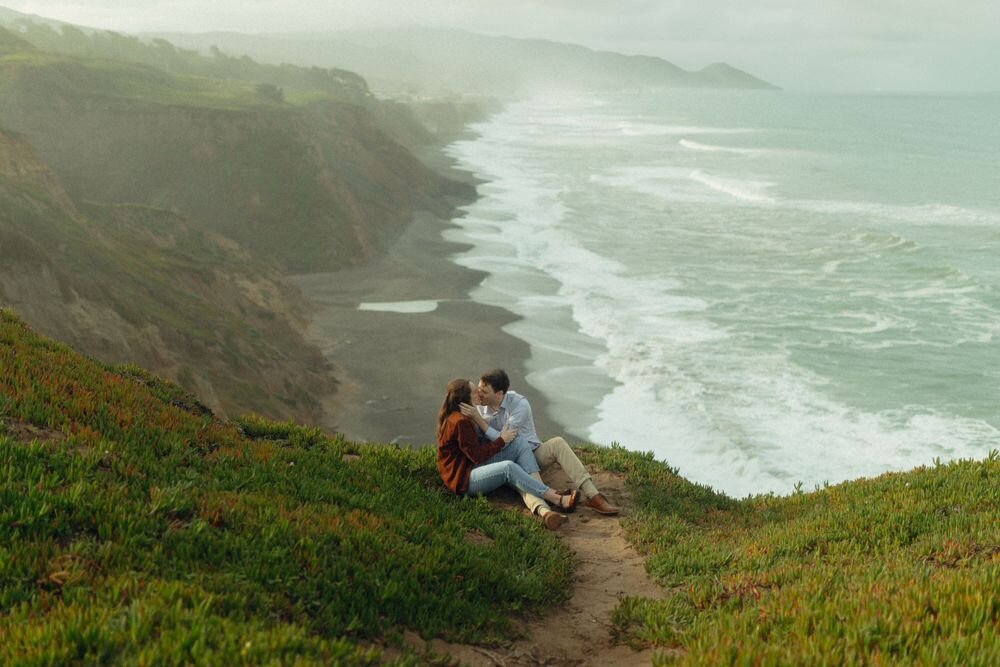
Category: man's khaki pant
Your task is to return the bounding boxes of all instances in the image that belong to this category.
[521,436,600,515]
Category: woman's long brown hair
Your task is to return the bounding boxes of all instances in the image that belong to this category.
[437,378,472,438]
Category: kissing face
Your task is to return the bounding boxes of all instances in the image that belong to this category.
[476,381,502,410]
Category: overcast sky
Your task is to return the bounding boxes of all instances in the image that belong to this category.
[7,1,1000,91]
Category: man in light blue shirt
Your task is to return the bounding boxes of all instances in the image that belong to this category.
[461,368,620,521]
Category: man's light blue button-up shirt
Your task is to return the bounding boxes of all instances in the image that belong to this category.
[482,390,541,450]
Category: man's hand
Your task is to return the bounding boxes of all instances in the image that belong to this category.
[500,426,518,443]
[459,402,488,430]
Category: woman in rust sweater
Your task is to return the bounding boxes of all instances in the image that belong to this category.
[437,379,579,515]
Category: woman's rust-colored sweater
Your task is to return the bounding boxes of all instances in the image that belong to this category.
[437,411,507,494]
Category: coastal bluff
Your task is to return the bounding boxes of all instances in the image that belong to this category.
[0,22,474,422]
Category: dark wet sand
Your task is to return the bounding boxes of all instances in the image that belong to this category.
[290,212,579,447]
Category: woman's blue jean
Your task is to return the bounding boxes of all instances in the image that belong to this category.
[465,436,548,497]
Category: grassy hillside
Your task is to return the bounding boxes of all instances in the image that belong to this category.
[582,446,1000,664]
[2,312,997,664]
[0,14,371,103]
[0,310,572,664]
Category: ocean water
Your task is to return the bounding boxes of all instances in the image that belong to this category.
[443,90,1000,497]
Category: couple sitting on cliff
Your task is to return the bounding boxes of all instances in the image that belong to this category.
[436,368,619,530]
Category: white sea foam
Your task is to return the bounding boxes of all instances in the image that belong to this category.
[618,122,754,137]
[821,259,843,274]
[899,285,980,299]
[801,200,1000,227]
[680,139,760,156]
[591,165,780,206]
[810,311,901,335]
[590,166,722,204]
[688,170,777,203]
[588,350,998,497]
[591,164,1000,228]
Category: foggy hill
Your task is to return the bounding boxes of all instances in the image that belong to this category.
[0,22,474,420]
[152,27,778,96]
[0,29,467,273]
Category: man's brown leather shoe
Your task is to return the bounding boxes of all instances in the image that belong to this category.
[585,493,619,515]
[543,511,567,530]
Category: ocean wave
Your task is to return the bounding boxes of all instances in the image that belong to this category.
[618,122,755,137]
[679,139,760,156]
[809,311,904,335]
[589,350,999,497]
[800,200,1000,227]
[593,162,1000,227]
[688,170,777,203]
[444,91,1000,498]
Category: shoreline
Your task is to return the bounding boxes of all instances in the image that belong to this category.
[290,208,582,447]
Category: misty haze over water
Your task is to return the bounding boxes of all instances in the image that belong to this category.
[6,0,1000,92]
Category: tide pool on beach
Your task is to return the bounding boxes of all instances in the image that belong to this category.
[358,300,441,313]
[444,90,1000,497]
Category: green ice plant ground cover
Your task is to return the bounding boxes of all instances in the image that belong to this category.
[3,306,997,665]
[0,310,572,664]
[584,441,999,665]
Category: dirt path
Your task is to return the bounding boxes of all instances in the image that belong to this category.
[404,469,664,666]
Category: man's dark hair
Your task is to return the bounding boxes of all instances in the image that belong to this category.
[480,368,510,394]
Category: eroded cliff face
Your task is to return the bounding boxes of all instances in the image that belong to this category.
[0,127,77,215]
[0,129,336,421]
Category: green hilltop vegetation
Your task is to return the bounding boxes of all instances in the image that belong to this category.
[602,450,999,664]
[3,17,373,104]
[0,310,571,664]
[2,312,998,664]
[0,11,473,149]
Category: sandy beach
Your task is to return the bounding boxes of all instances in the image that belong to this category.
[290,210,580,447]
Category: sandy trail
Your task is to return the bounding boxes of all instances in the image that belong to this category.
[405,469,664,666]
